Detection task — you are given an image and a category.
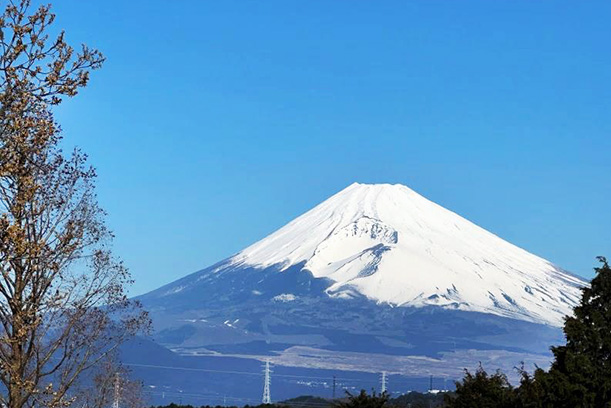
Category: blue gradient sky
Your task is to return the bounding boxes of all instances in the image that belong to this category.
[50,1,610,295]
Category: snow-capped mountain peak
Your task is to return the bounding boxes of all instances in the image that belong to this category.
[229,183,585,326]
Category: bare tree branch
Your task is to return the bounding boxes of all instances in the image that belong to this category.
[0,2,149,408]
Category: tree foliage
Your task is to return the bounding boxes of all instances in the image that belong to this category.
[80,362,146,408]
[0,2,149,408]
[444,365,515,408]
[391,391,447,408]
[334,390,389,408]
[529,256,611,408]
[448,257,611,408]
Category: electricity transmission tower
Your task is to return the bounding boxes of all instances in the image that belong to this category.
[381,371,387,394]
[112,373,120,408]
[262,360,272,404]
[332,375,336,399]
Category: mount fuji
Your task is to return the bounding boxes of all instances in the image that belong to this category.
[134,183,587,402]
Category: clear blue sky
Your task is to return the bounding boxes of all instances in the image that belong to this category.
[49,1,610,295]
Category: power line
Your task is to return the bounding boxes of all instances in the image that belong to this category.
[125,363,262,377]
[126,360,450,403]
[125,362,416,382]
[143,390,335,407]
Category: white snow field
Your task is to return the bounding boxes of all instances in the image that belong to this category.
[228,183,585,326]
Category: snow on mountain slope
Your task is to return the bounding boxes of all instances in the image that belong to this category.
[224,183,585,326]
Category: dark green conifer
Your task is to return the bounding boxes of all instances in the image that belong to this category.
[536,257,611,407]
[333,390,389,408]
[444,365,515,408]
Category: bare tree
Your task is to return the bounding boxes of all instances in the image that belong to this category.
[0,2,150,408]
[79,361,147,408]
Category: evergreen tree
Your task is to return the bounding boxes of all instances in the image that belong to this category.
[444,365,515,408]
[334,390,389,408]
[512,365,545,408]
[535,257,611,407]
